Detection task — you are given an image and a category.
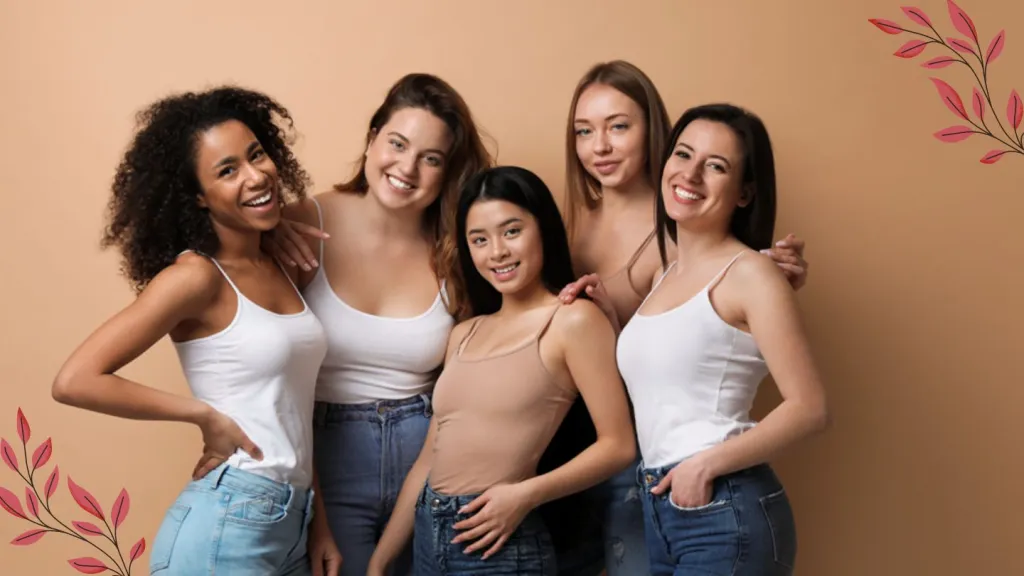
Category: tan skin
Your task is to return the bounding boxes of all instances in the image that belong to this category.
[366,199,636,574]
[560,83,808,331]
[264,107,452,313]
[51,120,341,576]
[638,119,829,507]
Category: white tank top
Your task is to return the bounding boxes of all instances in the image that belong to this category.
[615,251,769,469]
[173,253,327,489]
[302,198,454,405]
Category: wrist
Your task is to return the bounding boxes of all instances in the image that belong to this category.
[516,479,544,510]
[691,451,720,482]
[187,400,214,427]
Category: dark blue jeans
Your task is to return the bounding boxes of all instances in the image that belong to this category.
[413,483,557,575]
[312,394,432,576]
[639,462,797,576]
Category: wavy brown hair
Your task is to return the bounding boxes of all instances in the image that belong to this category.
[334,73,493,320]
[563,60,672,242]
[103,86,311,292]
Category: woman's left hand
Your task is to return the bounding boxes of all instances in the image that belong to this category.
[650,457,715,509]
[451,483,535,559]
[762,233,809,291]
[307,515,342,576]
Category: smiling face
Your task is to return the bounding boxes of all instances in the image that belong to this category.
[660,118,750,233]
[363,106,453,214]
[573,83,648,191]
[194,119,281,233]
[465,199,545,296]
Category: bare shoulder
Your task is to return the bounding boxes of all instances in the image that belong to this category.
[553,299,613,335]
[729,249,789,288]
[136,252,224,315]
[281,194,324,228]
[444,316,479,359]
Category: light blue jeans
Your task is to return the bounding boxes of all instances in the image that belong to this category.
[312,393,432,576]
[149,463,314,575]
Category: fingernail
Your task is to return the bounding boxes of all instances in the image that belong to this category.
[322,233,331,239]
[302,264,311,271]
[760,249,771,255]
[311,259,319,267]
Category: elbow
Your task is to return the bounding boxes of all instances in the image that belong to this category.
[808,399,831,434]
[51,369,83,406]
[610,432,637,471]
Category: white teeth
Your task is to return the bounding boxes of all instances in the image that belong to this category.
[494,263,518,274]
[674,186,702,201]
[388,175,414,190]
[243,192,272,207]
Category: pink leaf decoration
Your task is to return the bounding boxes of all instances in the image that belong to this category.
[25,488,39,518]
[31,437,52,470]
[973,87,986,120]
[130,537,146,562]
[67,558,109,574]
[922,56,958,68]
[73,521,105,537]
[112,488,130,528]
[986,30,1006,65]
[45,465,60,500]
[980,150,1010,164]
[0,486,27,519]
[934,125,974,142]
[930,77,969,120]
[67,477,105,520]
[16,408,30,444]
[947,37,975,54]
[1,438,17,473]
[11,529,48,546]
[901,6,933,27]
[895,39,930,58]
[1007,90,1023,129]
[947,0,978,43]
[869,18,904,34]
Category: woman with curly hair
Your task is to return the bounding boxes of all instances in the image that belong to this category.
[52,86,342,576]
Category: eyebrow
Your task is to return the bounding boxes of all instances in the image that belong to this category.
[387,131,448,157]
[574,112,630,124]
[467,217,523,235]
[212,141,262,170]
[676,142,732,167]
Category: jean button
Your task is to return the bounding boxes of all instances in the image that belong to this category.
[377,405,386,414]
[645,474,655,484]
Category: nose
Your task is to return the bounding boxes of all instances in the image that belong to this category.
[243,162,269,188]
[396,152,418,177]
[593,130,612,154]
[681,162,703,184]
[490,238,510,260]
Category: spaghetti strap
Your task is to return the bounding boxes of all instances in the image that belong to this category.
[201,254,243,296]
[457,317,486,356]
[638,260,677,309]
[310,197,325,264]
[533,303,563,341]
[624,228,657,271]
[703,251,747,293]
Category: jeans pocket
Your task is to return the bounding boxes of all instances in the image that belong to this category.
[225,494,289,527]
[149,503,191,572]
[666,492,731,514]
[759,488,796,570]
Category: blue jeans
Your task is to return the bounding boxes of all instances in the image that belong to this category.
[414,482,557,575]
[312,394,432,576]
[149,463,314,575]
[638,462,797,576]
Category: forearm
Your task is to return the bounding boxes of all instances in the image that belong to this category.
[371,457,429,567]
[52,373,209,426]
[697,399,828,479]
[521,435,635,509]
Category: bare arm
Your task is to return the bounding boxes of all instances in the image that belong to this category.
[518,300,637,506]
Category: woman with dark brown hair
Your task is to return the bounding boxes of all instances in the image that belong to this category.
[262,73,493,576]
[556,60,810,576]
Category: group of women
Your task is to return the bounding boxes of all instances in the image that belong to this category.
[50,60,828,576]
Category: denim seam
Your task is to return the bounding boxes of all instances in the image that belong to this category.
[728,477,747,575]
[207,495,228,576]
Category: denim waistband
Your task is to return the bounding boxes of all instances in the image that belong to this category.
[313,392,432,425]
[418,482,482,518]
[195,463,312,515]
[637,461,776,493]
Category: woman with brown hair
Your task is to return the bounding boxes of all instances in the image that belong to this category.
[263,72,492,576]
[556,60,810,575]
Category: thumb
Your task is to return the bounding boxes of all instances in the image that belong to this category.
[458,493,489,515]
[651,470,674,495]
[241,435,263,461]
[311,554,324,576]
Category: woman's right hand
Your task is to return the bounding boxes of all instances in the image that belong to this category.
[558,274,620,334]
[261,218,330,272]
[192,407,263,480]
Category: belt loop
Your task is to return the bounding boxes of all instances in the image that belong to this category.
[420,393,433,417]
[210,462,231,490]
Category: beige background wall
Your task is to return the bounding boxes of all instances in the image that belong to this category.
[2,1,1021,574]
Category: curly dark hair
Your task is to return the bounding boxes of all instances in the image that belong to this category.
[102,85,312,292]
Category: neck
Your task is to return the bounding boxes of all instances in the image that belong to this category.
[362,189,428,240]
[497,279,557,316]
[672,222,732,269]
[599,176,656,214]
[211,222,265,264]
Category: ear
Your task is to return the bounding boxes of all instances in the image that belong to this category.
[365,128,378,158]
[738,184,755,208]
[196,194,209,209]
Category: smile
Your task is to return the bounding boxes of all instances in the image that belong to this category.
[387,175,416,191]
[242,191,273,207]
[673,186,704,201]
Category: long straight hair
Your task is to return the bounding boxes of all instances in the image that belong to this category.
[454,166,579,316]
[656,103,778,266]
[563,60,672,242]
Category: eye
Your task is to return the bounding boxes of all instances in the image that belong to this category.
[469,236,486,246]
[218,166,236,178]
[424,155,443,168]
[389,139,405,151]
[674,150,691,159]
[504,227,521,238]
[250,147,266,162]
[611,123,629,131]
[707,162,726,173]
[574,127,592,137]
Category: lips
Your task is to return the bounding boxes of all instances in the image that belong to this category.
[387,174,416,192]
[593,160,621,176]
[491,262,520,282]
[242,188,275,208]
[672,185,705,204]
